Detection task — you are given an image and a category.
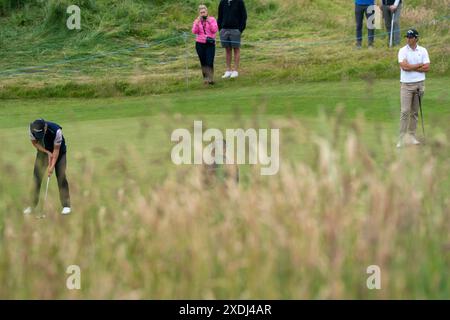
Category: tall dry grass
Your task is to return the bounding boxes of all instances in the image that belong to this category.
[0,116,449,299]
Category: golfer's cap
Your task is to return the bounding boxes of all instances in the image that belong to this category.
[405,29,419,38]
[30,119,46,139]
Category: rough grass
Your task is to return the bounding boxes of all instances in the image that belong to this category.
[0,0,449,98]
[0,0,449,299]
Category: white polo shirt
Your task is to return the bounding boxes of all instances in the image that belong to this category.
[398,44,430,83]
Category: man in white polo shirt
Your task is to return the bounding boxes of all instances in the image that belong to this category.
[397,29,430,148]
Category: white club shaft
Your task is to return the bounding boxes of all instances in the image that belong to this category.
[44,176,50,202]
[389,12,395,47]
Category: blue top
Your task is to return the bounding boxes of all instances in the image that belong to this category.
[355,0,375,5]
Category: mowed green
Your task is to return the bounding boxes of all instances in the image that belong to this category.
[0,78,449,299]
[1,77,449,169]
[0,78,447,187]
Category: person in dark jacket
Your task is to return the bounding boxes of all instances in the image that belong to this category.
[23,119,71,215]
[217,0,247,79]
[380,0,402,47]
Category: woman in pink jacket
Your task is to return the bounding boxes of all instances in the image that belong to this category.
[192,4,218,85]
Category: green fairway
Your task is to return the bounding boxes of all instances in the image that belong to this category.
[2,77,450,125]
[1,77,449,183]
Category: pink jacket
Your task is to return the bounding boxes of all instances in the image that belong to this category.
[192,17,218,44]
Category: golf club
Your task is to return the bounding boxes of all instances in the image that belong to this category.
[417,88,425,140]
[389,11,395,48]
[37,176,50,219]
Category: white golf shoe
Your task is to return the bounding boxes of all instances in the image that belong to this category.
[23,207,33,215]
[61,207,72,215]
[230,71,239,78]
[411,136,421,145]
[221,71,232,79]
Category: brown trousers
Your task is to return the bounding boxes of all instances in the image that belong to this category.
[400,81,424,138]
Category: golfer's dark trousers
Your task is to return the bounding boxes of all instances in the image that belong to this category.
[33,151,70,207]
[382,3,402,46]
[355,4,375,46]
[196,41,215,80]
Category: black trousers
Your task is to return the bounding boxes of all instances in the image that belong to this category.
[196,42,215,79]
[33,151,70,207]
[355,4,375,45]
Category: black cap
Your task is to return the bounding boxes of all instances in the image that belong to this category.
[30,119,46,140]
[405,29,419,38]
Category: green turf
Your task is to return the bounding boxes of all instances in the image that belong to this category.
[2,77,449,185]
[1,77,449,187]
[2,78,450,127]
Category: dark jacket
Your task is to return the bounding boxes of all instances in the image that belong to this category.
[43,122,66,154]
[217,0,247,33]
[382,0,402,5]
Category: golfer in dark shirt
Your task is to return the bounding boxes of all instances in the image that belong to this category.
[23,119,71,215]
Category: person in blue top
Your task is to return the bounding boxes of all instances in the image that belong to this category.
[355,0,375,48]
[23,119,71,215]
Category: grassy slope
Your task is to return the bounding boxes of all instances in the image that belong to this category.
[0,0,449,98]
